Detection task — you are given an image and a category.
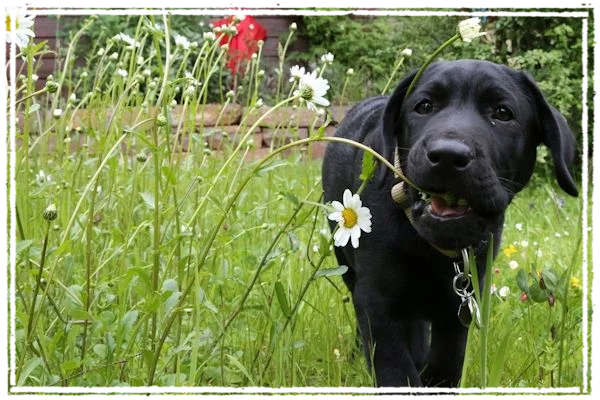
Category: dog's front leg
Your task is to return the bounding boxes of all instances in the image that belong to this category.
[420,315,468,387]
[354,299,423,387]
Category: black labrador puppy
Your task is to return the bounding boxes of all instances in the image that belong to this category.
[322,60,578,387]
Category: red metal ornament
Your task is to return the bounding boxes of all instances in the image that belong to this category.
[213,6,267,75]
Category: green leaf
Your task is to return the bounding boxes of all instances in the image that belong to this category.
[93,344,107,358]
[17,357,42,386]
[120,310,139,331]
[61,359,80,373]
[280,192,299,206]
[139,192,156,209]
[28,103,40,115]
[66,308,93,321]
[529,284,548,303]
[488,331,512,387]
[516,269,530,293]
[315,265,348,278]
[274,281,291,317]
[16,240,34,256]
[359,151,377,182]
[287,232,300,252]
[541,269,559,291]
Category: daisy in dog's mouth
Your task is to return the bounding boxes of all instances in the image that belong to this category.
[419,192,472,218]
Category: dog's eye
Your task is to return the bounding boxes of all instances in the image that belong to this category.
[492,106,514,121]
[415,100,433,115]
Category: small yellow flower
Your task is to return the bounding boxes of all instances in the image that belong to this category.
[571,277,581,290]
[503,244,517,258]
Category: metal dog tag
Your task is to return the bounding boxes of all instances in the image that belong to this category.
[468,296,482,328]
[457,299,472,327]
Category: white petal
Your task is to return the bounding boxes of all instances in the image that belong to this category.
[328,211,342,221]
[331,201,344,212]
[334,228,350,247]
[342,189,353,208]
[350,226,362,248]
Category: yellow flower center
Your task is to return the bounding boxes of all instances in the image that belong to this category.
[342,208,358,228]
[2,15,19,32]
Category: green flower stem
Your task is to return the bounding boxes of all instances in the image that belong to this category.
[275,28,295,103]
[17,221,51,383]
[50,17,95,113]
[13,87,48,106]
[381,55,407,95]
[339,75,350,107]
[405,34,459,98]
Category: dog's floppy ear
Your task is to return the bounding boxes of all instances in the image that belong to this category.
[377,70,418,184]
[521,72,579,197]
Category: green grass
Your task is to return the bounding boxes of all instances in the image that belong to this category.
[11,14,586,390]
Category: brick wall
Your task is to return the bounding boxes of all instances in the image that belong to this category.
[34,104,350,160]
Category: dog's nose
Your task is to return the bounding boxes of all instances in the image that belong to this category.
[426,139,474,170]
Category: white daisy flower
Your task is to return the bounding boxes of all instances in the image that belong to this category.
[174,34,191,50]
[113,33,140,49]
[289,65,305,82]
[520,240,529,248]
[515,223,523,231]
[328,189,372,248]
[294,71,330,111]
[509,260,519,270]
[536,249,543,257]
[53,108,63,119]
[498,286,511,298]
[203,32,216,42]
[321,52,334,65]
[457,17,487,43]
[5,8,35,49]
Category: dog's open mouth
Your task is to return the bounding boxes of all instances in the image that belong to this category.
[419,192,472,219]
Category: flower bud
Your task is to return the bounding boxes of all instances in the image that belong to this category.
[45,81,59,93]
[290,22,297,31]
[156,113,168,127]
[401,48,413,57]
[43,204,58,221]
[136,152,148,162]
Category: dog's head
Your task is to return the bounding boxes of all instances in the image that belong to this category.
[381,60,578,251]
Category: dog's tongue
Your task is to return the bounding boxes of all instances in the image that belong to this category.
[431,196,469,217]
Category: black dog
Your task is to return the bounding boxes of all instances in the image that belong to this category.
[322,60,578,387]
